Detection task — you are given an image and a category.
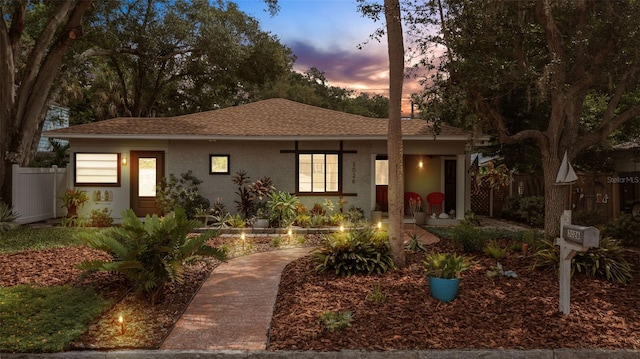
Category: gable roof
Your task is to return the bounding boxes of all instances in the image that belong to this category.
[44,98,473,141]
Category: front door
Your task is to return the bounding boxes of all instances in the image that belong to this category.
[444,159,457,213]
[130,151,165,217]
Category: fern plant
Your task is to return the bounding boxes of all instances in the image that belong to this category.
[313,227,394,276]
[0,201,19,232]
[78,207,226,304]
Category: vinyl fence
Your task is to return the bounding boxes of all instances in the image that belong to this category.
[11,164,68,224]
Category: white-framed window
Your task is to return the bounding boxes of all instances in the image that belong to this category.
[298,153,339,193]
[74,153,121,186]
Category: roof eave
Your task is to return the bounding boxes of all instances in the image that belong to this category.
[43,133,476,142]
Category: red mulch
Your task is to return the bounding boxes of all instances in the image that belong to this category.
[2,234,640,351]
[267,239,640,350]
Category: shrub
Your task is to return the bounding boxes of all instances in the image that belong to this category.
[500,196,544,228]
[295,213,312,228]
[0,201,19,232]
[603,213,640,247]
[483,240,506,260]
[78,207,227,304]
[157,171,210,219]
[365,283,387,304]
[404,233,427,252]
[310,214,326,228]
[318,310,353,332]
[329,213,345,226]
[89,208,113,227]
[313,227,394,276]
[232,170,276,219]
[344,206,365,223]
[533,237,632,284]
[423,252,473,279]
[267,191,299,228]
[573,209,604,227]
[452,222,488,253]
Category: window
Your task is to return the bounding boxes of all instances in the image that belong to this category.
[375,158,389,185]
[298,153,339,193]
[209,154,230,174]
[75,153,120,186]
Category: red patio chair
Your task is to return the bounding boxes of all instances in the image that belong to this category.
[426,192,445,214]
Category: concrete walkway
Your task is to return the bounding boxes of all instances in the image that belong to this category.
[161,247,312,350]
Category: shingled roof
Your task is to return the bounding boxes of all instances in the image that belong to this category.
[44,98,472,141]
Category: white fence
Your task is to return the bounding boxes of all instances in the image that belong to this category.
[11,164,68,224]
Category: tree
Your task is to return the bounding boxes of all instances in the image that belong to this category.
[384,0,406,267]
[412,0,640,236]
[0,0,94,204]
[257,67,390,118]
[72,0,292,119]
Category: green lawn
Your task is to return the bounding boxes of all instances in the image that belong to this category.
[0,285,112,353]
[0,226,110,353]
[0,226,100,254]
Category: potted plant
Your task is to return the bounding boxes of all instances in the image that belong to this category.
[409,198,426,226]
[58,188,89,218]
[371,203,382,224]
[423,252,473,302]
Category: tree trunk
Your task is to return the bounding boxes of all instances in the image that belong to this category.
[0,1,93,205]
[384,0,406,268]
[541,150,567,238]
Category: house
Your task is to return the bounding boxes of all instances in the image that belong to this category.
[38,103,69,152]
[43,98,479,222]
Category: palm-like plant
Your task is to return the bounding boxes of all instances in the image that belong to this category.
[267,191,299,228]
[78,207,227,304]
[0,201,19,232]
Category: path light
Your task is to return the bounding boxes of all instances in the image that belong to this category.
[241,232,246,251]
[288,228,292,244]
[118,315,125,334]
[339,224,344,232]
[377,221,382,230]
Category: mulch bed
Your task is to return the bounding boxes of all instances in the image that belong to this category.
[268,239,640,350]
[2,233,640,351]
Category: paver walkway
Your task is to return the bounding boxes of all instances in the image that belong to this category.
[161,247,312,350]
[161,224,438,351]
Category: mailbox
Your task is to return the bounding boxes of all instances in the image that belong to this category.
[562,224,600,248]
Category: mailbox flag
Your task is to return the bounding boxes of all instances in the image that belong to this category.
[555,151,578,184]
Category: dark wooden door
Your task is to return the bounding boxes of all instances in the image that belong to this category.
[130,151,165,217]
[444,159,457,213]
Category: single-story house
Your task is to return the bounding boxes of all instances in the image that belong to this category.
[44,98,480,222]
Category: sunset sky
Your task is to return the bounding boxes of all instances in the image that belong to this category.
[236,0,424,116]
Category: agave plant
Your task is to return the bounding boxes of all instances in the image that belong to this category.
[78,207,227,304]
[0,201,19,232]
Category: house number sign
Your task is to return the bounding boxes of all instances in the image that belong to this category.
[352,162,356,184]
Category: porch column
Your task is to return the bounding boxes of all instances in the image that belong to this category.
[456,154,466,220]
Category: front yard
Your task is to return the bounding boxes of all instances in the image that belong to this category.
[1,224,640,352]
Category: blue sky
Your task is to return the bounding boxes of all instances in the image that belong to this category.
[235,0,420,114]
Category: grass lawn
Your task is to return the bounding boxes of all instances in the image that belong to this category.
[0,226,110,353]
[0,285,112,353]
[0,226,99,254]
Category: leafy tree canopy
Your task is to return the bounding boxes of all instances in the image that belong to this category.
[407,0,640,235]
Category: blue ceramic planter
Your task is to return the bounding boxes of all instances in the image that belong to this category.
[428,276,460,302]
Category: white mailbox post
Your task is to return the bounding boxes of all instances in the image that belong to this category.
[556,210,600,315]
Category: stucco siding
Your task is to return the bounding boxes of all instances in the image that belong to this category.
[68,139,169,221]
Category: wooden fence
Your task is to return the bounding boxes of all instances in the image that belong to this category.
[11,164,67,224]
[471,173,616,223]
